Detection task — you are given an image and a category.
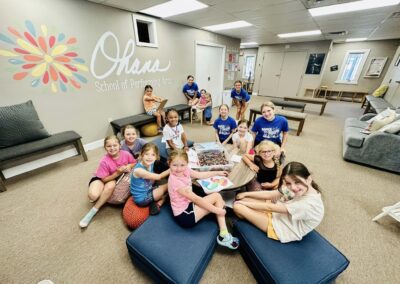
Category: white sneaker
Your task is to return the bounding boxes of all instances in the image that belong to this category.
[217,233,239,250]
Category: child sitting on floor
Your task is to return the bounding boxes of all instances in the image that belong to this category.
[79,135,136,228]
[233,161,324,243]
[168,149,239,250]
[130,143,169,215]
[213,104,237,145]
[163,108,189,156]
[120,125,147,159]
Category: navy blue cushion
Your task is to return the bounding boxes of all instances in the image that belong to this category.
[151,137,194,161]
[233,220,349,284]
[126,205,218,283]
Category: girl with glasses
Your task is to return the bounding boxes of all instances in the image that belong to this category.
[242,141,281,191]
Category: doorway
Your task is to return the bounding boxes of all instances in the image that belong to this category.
[196,42,225,107]
[258,51,307,98]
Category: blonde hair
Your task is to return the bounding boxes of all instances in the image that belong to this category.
[255,140,281,175]
[205,92,212,102]
[168,149,189,164]
[139,143,160,160]
[260,101,275,113]
[103,135,119,148]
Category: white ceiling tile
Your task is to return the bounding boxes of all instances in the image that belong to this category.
[87,0,400,45]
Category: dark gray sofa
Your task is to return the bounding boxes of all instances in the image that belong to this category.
[342,111,400,173]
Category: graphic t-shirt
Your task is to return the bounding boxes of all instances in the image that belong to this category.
[231,88,250,102]
[182,83,199,98]
[213,116,237,142]
[162,124,185,149]
[251,115,289,145]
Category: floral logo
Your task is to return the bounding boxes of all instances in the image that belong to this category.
[0,20,88,93]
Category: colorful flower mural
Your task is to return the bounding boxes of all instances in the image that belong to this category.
[0,20,88,93]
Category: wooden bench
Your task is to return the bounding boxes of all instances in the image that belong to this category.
[284,96,328,115]
[270,99,306,112]
[313,87,368,103]
[249,108,307,136]
[110,104,191,135]
[0,131,87,192]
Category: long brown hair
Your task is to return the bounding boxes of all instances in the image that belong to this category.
[139,143,160,161]
[278,161,321,193]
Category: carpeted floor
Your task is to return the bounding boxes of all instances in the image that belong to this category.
[1,96,399,283]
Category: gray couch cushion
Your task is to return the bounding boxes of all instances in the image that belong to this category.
[0,131,81,162]
[0,100,50,148]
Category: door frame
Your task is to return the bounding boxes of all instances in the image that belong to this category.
[195,41,226,106]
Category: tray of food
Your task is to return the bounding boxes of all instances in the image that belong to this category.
[188,143,234,171]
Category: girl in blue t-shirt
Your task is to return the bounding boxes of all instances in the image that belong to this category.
[231,80,250,120]
[213,104,237,144]
[182,75,199,106]
[251,101,289,155]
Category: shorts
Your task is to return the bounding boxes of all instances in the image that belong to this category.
[146,108,157,115]
[135,186,158,207]
[89,176,120,186]
[174,203,196,228]
[266,212,279,240]
[220,137,233,144]
[88,176,101,186]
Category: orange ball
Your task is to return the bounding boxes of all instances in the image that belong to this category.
[122,197,150,229]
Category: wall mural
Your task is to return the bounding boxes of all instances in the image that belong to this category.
[0,20,88,93]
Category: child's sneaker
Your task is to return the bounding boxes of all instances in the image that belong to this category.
[217,233,239,250]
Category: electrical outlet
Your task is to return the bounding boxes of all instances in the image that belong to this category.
[108,117,113,123]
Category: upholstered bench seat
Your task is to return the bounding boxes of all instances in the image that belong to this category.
[126,205,218,283]
[233,220,349,284]
[270,99,306,112]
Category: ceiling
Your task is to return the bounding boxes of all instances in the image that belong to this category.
[88,0,400,45]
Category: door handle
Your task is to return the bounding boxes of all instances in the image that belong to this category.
[208,76,211,81]
[275,74,281,77]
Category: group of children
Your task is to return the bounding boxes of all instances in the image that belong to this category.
[79,83,324,248]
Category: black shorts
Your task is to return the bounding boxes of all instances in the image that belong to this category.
[88,176,101,186]
[174,203,196,228]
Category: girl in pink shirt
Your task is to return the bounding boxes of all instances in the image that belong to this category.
[167,150,239,250]
[79,135,136,228]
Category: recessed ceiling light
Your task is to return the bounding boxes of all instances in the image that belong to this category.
[203,21,252,31]
[309,0,400,17]
[240,42,258,46]
[345,38,368,42]
[277,30,321,38]
[140,0,208,18]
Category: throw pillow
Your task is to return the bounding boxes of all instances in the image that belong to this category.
[371,85,388,97]
[366,108,395,124]
[0,100,50,148]
[378,120,400,134]
[368,109,396,132]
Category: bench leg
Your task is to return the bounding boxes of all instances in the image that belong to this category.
[364,102,371,114]
[297,120,305,136]
[320,103,326,115]
[75,139,88,161]
[0,171,6,192]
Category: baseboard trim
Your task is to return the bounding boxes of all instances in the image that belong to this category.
[3,139,104,179]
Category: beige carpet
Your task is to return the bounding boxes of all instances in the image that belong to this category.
[1,96,399,284]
